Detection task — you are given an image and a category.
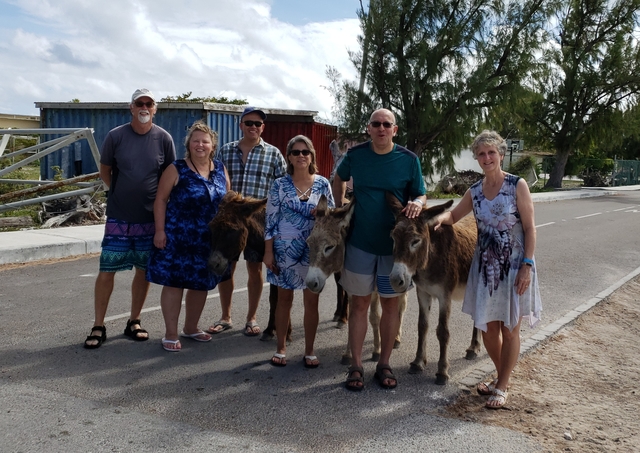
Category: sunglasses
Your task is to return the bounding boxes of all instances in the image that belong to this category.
[369,121,394,128]
[290,149,311,157]
[134,101,154,108]
[243,120,263,127]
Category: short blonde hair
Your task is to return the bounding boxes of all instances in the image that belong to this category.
[184,121,218,159]
[471,130,507,158]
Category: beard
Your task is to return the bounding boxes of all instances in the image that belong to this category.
[137,111,151,124]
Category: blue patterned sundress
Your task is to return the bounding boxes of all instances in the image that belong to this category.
[146,159,227,291]
[462,173,542,332]
[264,174,335,290]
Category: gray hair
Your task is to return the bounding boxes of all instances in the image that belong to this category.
[471,130,507,158]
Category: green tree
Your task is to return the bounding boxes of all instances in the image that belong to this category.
[526,0,640,188]
[160,92,248,105]
[337,0,548,180]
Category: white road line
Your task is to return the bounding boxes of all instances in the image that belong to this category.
[575,212,602,219]
[613,206,637,211]
[103,282,270,322]
[536,222,555,228]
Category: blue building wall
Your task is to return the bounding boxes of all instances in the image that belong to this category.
[38,104,215,180]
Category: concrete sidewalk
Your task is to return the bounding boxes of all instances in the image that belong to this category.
[0,187,633,266]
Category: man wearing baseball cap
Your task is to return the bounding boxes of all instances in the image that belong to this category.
[84,88,176,349]
[208,106,287,337]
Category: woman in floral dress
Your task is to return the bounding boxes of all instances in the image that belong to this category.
[147,121,230,352]
[263,135,334,368]
[433,130,542,408]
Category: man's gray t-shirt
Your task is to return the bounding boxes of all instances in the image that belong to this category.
[100,123,176,224]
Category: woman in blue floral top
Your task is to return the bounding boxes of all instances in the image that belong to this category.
[263,135,335,368]
[147,122,230,352]
[432,130,542,409]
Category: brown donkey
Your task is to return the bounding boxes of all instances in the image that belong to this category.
[387,195,481,385]
[305,195,408,365]
[207,191,288,342]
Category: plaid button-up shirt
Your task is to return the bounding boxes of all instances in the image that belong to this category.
[216,138,287,199]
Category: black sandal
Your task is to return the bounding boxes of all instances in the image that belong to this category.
[345,365,365,392]
[124,319,149,341]
[84,325,106,349]
[374,364,398,389]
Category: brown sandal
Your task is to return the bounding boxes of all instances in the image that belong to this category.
[345,366,365,391]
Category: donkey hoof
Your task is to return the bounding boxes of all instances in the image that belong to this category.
[370,352,380,362]
[465,350,478,360]
[393,340,401,350]
[334,321,346,330]
[408,363,424,375]
[435,374,449,386]
[332,315,341,322]
[340,355,351,366]
[259,331,274,342]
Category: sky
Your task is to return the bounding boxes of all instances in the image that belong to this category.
[0,0,364,121]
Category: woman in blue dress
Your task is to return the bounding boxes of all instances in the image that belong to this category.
[263,135,335,367]
[147,121,230,352]
[433,130,542,408]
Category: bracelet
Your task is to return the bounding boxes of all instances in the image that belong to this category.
[522,257,534,267]
[413,198,424,206]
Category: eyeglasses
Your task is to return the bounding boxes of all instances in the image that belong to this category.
[134,101,154,108]
[369,121,394,128]
[243,120,263,127]
[290,149,311,157]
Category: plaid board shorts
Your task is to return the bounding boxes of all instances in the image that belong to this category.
[99,218,155,272]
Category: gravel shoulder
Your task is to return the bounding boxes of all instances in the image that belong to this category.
[442,275,640,452]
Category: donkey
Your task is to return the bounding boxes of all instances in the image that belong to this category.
[305,195,408,365]
[386,194,481,385]
[208,191,289,342]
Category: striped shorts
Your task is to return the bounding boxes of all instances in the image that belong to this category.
[99,218,155,272]
[339,243,410,298]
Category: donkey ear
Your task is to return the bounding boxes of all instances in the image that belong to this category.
[385,192,403,217]
[424,200,454,225]
[316,194,328,217]
[337,198,356,230]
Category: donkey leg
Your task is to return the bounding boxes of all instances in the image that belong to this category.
[334,272,348,328]
[340,293,354,364]
[409,291,432,374]
[369,291,381,362]
[260,284,278,341]
[434,297,452,385]
[465,326,482,360]
[394,292,408,349]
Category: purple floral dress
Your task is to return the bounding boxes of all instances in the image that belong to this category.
[462,173,542,332]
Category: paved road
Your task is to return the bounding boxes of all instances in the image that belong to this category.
[1,188,639,452]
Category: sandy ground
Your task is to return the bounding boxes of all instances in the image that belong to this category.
[443,275,640,452]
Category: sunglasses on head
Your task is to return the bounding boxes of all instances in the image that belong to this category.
[134,101,154,108]
[243,120,263,127]
[290,149,311,157]
[369,121,394,128]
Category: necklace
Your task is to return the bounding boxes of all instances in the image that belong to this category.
[189,157,211,179]
[295,185,312,200]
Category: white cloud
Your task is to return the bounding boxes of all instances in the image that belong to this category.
[0,0,361,119]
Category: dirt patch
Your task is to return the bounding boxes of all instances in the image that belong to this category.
[443,275,640,452]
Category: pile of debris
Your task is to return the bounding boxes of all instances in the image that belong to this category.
[39,195,105,228]
[434,170,484,195]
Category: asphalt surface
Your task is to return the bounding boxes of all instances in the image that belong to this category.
[1,185,639,453]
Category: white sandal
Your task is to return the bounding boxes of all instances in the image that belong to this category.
[477,378,498,395]
[486,388,508,409]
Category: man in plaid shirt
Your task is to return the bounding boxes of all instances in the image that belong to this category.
[209,107,287,337]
